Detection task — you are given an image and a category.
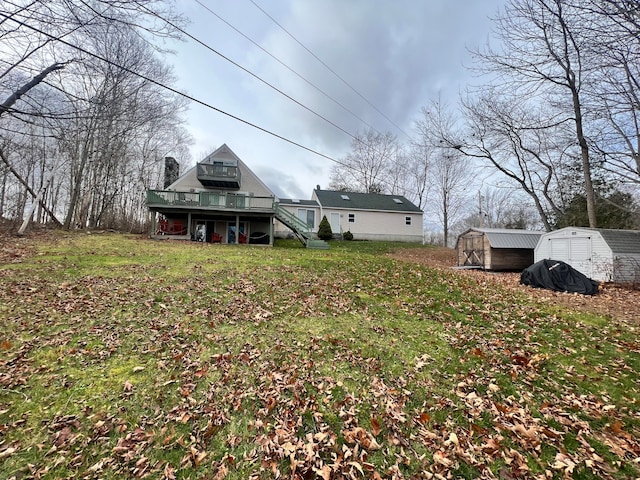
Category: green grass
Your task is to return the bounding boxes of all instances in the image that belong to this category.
[0,232,638,479]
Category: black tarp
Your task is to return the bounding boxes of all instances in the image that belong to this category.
[520,259,600,295]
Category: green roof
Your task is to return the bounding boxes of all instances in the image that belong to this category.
[314,190,422,213]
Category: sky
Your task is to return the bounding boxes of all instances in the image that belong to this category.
[166,0,506,200]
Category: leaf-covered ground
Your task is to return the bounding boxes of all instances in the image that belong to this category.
[1,231,639,479]
[388,248,640,325]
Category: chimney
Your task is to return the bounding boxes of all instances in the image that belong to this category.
[164,157,179,188]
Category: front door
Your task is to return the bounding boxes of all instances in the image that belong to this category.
[330,212,340,235]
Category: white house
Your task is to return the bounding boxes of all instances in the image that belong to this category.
[277,189,424,243]
[534,227,640,283]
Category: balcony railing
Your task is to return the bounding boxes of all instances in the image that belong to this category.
[147,190,276,211]
[196,163,241,188]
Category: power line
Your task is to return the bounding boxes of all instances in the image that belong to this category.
[0,11,352,170]
[139,3,417,186]
[248,0,412,140]
[135,3,419,190]
[192,0,382,136]
[1,9,426,204]
[138,3,359,144]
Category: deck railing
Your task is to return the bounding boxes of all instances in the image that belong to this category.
[146,190,276,211]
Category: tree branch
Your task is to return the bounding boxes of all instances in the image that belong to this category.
[0,61,69,118]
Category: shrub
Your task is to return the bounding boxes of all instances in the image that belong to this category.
[343,230,353,241]
[317,215,333,240]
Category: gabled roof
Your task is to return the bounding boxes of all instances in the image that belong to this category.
[200,143,241,165]
[314,189,422,213]
[165,144,275,197]
[460,228,543,249]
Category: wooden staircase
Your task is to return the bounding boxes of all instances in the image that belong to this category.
[274,204,329,249]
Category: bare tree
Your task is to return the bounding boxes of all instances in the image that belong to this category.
[414,100,474,246]
[471,0,598,227]
[579,0,640,186]
[403,142,431,211]
[430,151,474,248]
[329,129,399,193]
[457,90,574,231]
[0,1,191,231]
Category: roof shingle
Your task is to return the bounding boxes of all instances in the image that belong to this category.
[314,190,422,213]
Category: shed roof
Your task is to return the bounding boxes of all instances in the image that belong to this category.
[314,189,422,213]
[583,228,640,254]
[460,228,543,249]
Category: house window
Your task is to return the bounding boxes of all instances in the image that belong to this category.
[405,216,412,225]
[297,208,315,228]
[348,213,355,223]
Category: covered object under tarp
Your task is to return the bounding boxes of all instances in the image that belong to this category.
[520,259,600,295]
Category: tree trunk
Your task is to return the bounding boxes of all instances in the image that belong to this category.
[570,81,598,228]
[0,147,62,227]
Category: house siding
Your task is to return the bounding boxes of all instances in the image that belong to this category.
[320,208,423,242]
[310,189,423,243]
[274,202,321,238]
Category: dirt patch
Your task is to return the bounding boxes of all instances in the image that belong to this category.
[389,246,640,324]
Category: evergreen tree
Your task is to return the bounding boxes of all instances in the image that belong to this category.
[317,215,333,240]
[554,189,639,230]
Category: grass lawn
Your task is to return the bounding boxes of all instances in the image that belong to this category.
[1,232,638,479]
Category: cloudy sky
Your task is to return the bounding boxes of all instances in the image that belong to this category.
[166,0,506,199]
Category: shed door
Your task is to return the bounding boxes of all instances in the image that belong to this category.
[569,237,592,278]
[462,235,484,267]
[549,237,592,277]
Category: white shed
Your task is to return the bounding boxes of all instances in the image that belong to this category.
[534,227,640,283]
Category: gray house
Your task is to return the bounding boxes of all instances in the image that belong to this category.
[535,227,640,283]
[146,144,329,248]
[456,228,542,271]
